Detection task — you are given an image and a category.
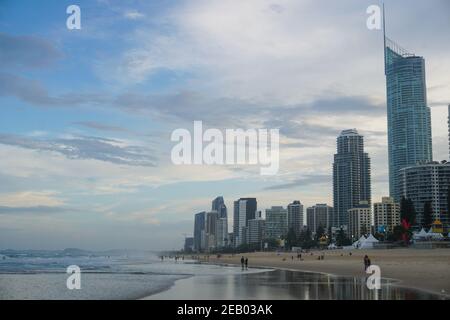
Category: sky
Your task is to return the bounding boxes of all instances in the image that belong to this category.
[0,0,449,250]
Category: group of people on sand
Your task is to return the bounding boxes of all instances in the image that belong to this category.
[159,255,185,261]
[240,256,249,270]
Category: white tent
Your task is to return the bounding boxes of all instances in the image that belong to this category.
[359,234,379,249]
[353,235,366,248]
[328,243,337,250]
[413,228,429,240]
[427,229,444,240]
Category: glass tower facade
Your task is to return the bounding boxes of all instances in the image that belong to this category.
[384,37,433,201]
[212,196,227,219]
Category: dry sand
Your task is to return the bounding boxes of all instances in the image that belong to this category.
[207,248,450,296]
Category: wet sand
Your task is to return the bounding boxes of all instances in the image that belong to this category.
[207,248,450,296]
[145,269,443,300]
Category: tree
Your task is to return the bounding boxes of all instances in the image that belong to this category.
[299,228,315,249]
[264,238,280,250]
[387,225,404,242]
[423,201,433,230]
[285,228,297,249]
[314,225,325,242]
[400,197,417,226]
[374,232,385,242]
[336,228,351,246]
[327,226,333,245]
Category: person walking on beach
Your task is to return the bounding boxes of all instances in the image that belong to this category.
[245,257,248,270]
[241,256,245,270]
[363,255,370,271]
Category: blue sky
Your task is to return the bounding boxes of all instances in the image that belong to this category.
[1,0,449,250]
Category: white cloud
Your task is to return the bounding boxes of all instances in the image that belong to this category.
[0,191,64,207]
[124,10,145,20]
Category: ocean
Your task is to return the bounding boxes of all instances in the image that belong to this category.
[0,250,259,300]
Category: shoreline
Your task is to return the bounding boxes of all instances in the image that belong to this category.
[204,248,450,298]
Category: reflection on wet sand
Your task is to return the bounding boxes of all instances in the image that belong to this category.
[147,269,445,300]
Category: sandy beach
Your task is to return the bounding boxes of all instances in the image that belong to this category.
[206,248,450,296]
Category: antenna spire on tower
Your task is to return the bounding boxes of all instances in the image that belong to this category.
[383,3,387,74]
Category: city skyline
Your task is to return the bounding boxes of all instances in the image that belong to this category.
[1,0,449,250]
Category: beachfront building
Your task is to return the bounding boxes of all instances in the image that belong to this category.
[247,218,265,248]
[193,211,206,252]
[184,237,194,252]
[287,200,304,237]
[306,204,333,234]
[215,217,228,248]
[384,32,433,201]
[348,201,372,241]
[227,232,234,247]
[205,211,219,251]
[233,198,257,247]
[333,129,371,229]
[398,161,450,226]
[373,197,400,234]
[265,206,288,240]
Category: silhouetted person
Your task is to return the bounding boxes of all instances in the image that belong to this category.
[245,257,248,270]
[363,255,369,271]
[241,256,245,270]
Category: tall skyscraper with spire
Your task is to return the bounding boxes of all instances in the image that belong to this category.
[332,129,371,228]
[383,7,433,201]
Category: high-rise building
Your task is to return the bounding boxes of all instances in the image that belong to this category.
[384,20,433,201]
[265,206,288,239]
[227,233,234,247]
[215,217,228,248]
[247,218,265,247]
[205,211,219,251]
[348,201,372,240]
[184,237,194,252]
[373,197,400,234]
[287,200,304,237]
[211,196,228,246]
[193,211,206,252]
[212,196,228,219]
[333,129,371,228]
[398,161,450,226]
[233,198,257,246]
[306,204,333,234]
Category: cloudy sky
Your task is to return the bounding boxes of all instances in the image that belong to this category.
[0,0,449,250]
